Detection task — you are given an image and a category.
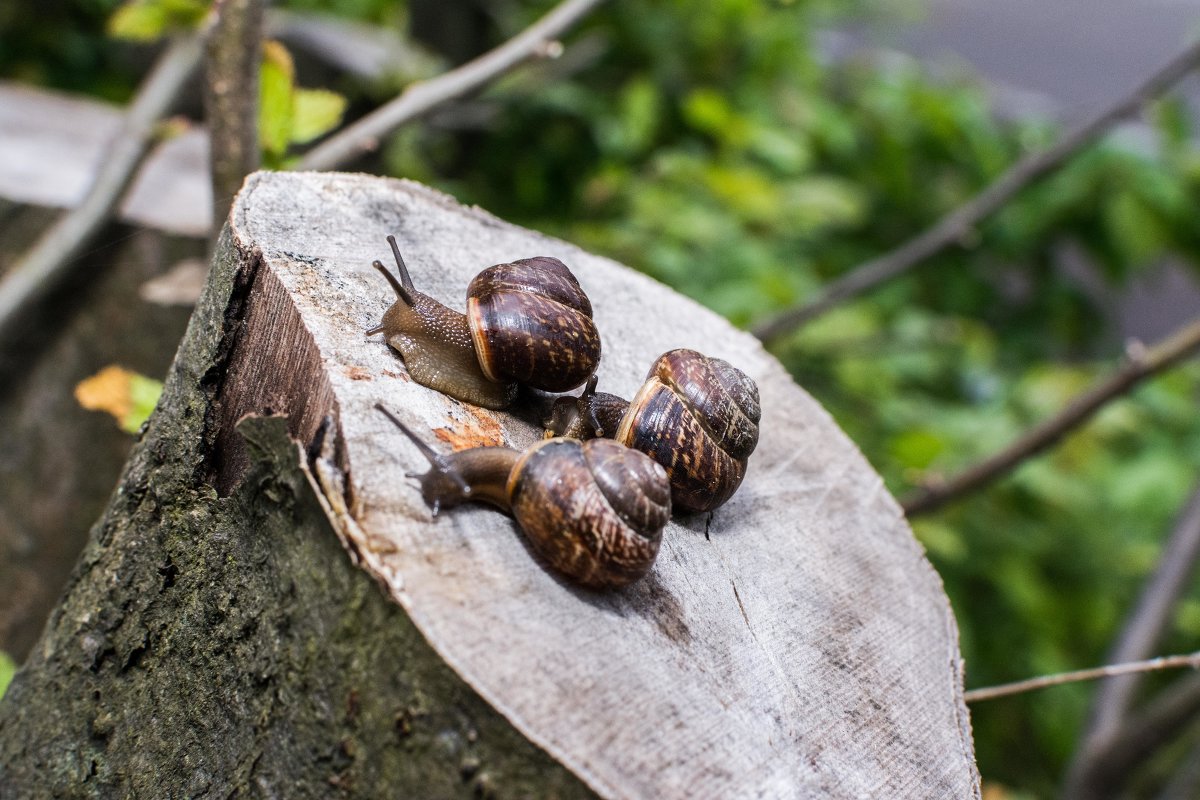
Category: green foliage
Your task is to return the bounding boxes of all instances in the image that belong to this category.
[0,651,14,700]
[259,40,347,166]
[107,0,209,41]
[124,371,164,434]
[0,0,139,99]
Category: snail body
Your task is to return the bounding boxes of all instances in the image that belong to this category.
[368,236,602,410]
[546,349,761,513]
[377,405,670,589]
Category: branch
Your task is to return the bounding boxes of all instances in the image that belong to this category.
[0,31,207,356]
[1062,672,1200,799]
[1088,483,1200,733]
[752,37,1200,344]
[901,318,1200,516]
[205,0,264,234]
[298,0,607,171]
[1063,483,1200,797]
[1154,733,1200,800]
[964,652,1200,703]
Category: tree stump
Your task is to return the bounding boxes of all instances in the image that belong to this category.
[0,171,980,798]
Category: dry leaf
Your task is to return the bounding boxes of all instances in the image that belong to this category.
[75,365,163,433]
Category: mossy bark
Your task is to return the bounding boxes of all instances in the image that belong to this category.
[0,224,592,799]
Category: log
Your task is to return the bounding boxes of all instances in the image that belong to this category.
[0,171,980,797]
[0,81,211,237]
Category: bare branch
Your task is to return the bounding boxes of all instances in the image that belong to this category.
[1064,484,1200,797]
[1062,673,1200,799]
[752,38,1200,345]
[0,31,207,356]
[205,0,265,234]
[1089,483,1200,733]
[964,652,1200,704]
[902,318,1200,517]
[1153,731,1200,800]
[298,0,607,171]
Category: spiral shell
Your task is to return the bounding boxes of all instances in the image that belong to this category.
[616,349,761,513]
[508,437,670,588]
[467,257,602,393]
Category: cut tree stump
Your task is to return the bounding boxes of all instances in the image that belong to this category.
[0,171,980,798]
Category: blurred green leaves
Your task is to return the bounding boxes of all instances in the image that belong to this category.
[108,0,210,42]
[260,40,347,166]
[0,651,12,700]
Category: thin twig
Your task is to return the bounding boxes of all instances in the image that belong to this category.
[0,31,208,351]
[964,652,1200,703]
[205,0,264,234]
[902,318,1200,516]
[752,38,1200,344]
[298,0,607,171]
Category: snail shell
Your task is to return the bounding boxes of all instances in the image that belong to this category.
[376,404,669,589]
[467,257,602,393]
[615,349,761,513]
[372,239,602,409]
[509,437,670,588]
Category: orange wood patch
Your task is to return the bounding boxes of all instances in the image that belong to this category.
[432,404,506,451]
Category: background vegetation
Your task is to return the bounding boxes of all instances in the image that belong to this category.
[4,0,1200,795]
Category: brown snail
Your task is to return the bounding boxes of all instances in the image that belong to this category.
[367,235,602,410]
[376,404,670,589]
[544,349,760,513]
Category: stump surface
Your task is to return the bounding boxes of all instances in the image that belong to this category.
[219,171,979,798]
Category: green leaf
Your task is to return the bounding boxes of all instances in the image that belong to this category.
[1153,97,1192,151]
[107,0,208,42]
[682,88,749,147]
[889,428,945,470]
[123,373,164,434]
[781,175,866,232]
[259,40,295,160]
[1174,599,1200,638]
[615,77,661,157]
[702,165,780,223]
[1103,189,1166,268]
[911,519,967,563]
[0,651,14,700]
[108,2,170,41]
[74,365,162,435]
[748,126,811,174]
[290,89,348,145]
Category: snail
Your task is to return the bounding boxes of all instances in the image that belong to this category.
[544,349,760,513]
[366,236,602,410]
[376,404,671,589]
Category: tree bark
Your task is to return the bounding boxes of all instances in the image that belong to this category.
[0,172,980,797]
